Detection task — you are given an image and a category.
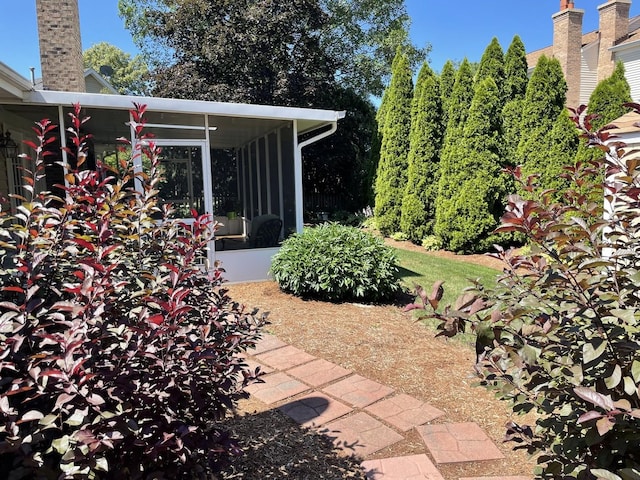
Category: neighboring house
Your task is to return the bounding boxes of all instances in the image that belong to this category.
[0,0,344,283]
[33,68,119,94]
[528,0,640,107]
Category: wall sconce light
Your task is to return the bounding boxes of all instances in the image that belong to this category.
[0,126,18,159]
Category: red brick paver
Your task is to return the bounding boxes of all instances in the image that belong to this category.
[244,372,309,404]
[322,374,394,408]
[278,392,352,427]
[243,358,274,375]
[361,454,445,480]
[324,412,403,457]
[287,358,351,387]
[365,394,445,432]
[256,345,317,370]
[416,422,505,464]
[460,477,531,480]
[251,334,288,355]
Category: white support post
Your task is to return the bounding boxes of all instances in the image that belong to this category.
[248,142,254,218]
[256,140,262,215]
[293,119,303,233]
[57,106,70,198]
[265,134,272,213]
[277,127,284,227]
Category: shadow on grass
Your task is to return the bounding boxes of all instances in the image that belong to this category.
[217,407,367,479]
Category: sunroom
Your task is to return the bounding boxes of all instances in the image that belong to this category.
[0,72,344,282]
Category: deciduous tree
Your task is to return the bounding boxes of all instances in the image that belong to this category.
[83,42,149,95]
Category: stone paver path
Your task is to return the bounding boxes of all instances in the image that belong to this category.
[362,454,445,480]
[322,374,395,408]
[245,334,529,480]
[324,412,404,457]
[417,423,505,464]
[365,394,445,432]
[278,392,352,427]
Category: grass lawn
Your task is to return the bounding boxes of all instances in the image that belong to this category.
[394,248,501,338]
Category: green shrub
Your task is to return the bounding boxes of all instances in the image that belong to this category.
[390,231,408,241]
[270,223,401,302]
[408,104,640,477]
[0,104,266,478]
[421,235,443,251]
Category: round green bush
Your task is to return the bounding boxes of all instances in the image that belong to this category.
[270,223,401,302]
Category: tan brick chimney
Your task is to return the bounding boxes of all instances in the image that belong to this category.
[597,0,631,82]
[36,0,85,92]
[553,2,584,107]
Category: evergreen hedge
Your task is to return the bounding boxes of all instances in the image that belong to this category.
[374,49,414,235]
[400,63,443,242]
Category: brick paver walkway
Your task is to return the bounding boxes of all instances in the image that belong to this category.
[244,334,530,480]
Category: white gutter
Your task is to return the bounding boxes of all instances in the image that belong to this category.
[609,37,640,53]
[21,89,346,125]
[293,119,342,233]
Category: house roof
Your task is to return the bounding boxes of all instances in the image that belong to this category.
[32,68,119,94]
[607,110,640,134]
[526,30,599,68]
[0,62,345,149]
[0,62,34,101]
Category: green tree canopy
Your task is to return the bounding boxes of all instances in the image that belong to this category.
[586,62,631,130]
[501,35,529,168]
[83,42,149,95]
[439,60,456,127]
[118,0,427,99]
[374,49,413,235]
[436,78,508,252]
[503,35,528,102]
[516,55,577,192]
[475,37,505,101]
[400,63,443,242]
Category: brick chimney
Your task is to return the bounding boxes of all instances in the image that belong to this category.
[36,0,85,92]
[553,2,584,107]
[597,0,631,82]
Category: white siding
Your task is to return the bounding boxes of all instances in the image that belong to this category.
[580,44,599,105]
[616,48,640,102]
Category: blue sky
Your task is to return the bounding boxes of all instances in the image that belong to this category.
[1,1,639,81]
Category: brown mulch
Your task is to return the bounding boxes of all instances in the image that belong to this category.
[221,241,536,480]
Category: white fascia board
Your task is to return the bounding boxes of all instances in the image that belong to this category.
[22,90,346,124]
[610,38,640,54]
[0,62,33,99]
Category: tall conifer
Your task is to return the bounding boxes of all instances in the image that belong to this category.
[435,59,474,242]
[502,35,529,167]
[374,49,414,234]
[439,60,456,127]
[400,63,443,242]
[516,55,571,191]
[435,78,507,252]
[503,35,529,101]
[475,37,505,101]
[576,62,632,162]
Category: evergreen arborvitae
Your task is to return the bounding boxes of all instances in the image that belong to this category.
[475,37,505,102]
[374,50,414,235]
[576,62,632,162]
[502,35,529,167]
[503,35,529,101]
[439,60,456,127]
[400,63,443,242]
[545,108,580,192]
[516,55,570,191]
[435,59,474,243]
[435,78,507,252]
